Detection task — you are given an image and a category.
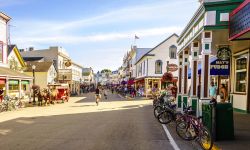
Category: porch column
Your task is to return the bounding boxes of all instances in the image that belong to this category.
[145,79,148,98]
[182,49,189,110]
[5,77,9,96]
[19,79,22,99]
[200,31,212,115]
[158,79,161,91]
[177,54,183,108]
[190,42,200,115]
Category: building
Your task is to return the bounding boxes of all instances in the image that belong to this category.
[0,13,32,99]
[177,0,246,114]
[135,34,179,97]
[82,67,94,85]
[24,62,57,89]
[20,46,83,95]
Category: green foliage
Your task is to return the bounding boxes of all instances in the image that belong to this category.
[101,69,111,73]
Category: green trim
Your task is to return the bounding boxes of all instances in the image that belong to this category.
[233,108,248,114]
[205,2,242,11]
[204,25,228,30]
[9,80,19,85]
[178,95,182,108]
[21,81,29,84]
[183,96,188,110]
[192,98,197,113]
[216,10,230,25]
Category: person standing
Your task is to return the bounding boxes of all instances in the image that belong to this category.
[220,84,228,103]
[103,88,108,100]
[209,82,217,100]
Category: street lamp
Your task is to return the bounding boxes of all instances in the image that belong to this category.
[32,65,36,104]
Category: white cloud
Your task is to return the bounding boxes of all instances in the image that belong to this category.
[13,26,183,46]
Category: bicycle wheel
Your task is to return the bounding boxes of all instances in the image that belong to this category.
[174,112,183,124]
[199,126,213,150]
[176,120,195,141]
[154,105,163,118]
[157,110,172,124]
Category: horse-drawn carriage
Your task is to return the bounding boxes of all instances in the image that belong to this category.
[47,83,70,102]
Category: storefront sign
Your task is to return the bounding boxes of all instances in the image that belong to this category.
[229,1,250,40]
[167,64,178,72]
[217,47,231,61]
[210,59,230,75]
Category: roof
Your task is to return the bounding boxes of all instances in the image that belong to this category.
[135,33,178,64]
[0,12,11,21]
[7,45,15,56]
[0,67,32,79]
[135,48,152,64]
[7,45,26,67]
[23,57,44,62]
[25,62,54,72]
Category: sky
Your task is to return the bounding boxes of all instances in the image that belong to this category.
[1,0,200,72]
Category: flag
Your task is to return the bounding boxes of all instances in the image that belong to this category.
[135,35,139,39]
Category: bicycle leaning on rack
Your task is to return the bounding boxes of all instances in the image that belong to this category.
[176,111,213,150]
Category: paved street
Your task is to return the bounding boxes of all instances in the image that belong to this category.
[0,92,196,150]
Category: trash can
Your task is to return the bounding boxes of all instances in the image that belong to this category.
[202,103,213,132]
[215,103,234,140]
[202,102,234,141]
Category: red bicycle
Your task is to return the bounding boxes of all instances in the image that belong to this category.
[176,113,213,150]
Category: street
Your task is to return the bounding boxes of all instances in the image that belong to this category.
[0,92,196,150]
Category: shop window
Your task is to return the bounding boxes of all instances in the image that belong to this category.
[155,60,162,74]
[9,84,19,91]
[235,57,247,93]
[169,45,177,59]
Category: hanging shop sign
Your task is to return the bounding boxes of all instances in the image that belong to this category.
[167,64,178,72]
[64,60,72,67]
[210,59,230,75]
[217,47,231,61]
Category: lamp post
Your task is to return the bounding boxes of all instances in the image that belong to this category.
[32,65,36,104]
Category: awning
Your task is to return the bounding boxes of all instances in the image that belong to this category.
[188,57,230,79]
[0,67,32,80]
[127,79,135,85]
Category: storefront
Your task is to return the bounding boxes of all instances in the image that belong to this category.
[229,0,250,113]
[0,67,32,99]
[177,0,244,115]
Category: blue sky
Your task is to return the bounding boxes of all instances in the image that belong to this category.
[1,0,199,72]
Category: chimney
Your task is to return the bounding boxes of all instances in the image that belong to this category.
[29,47,34,51]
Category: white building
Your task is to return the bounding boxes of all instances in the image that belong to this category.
[134,33,179,96]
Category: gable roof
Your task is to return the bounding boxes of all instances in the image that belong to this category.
[135,33,179,64]
[0,67,32,79]
[7,45,26,67]
[25,62,54,72]
[135,48,152,64]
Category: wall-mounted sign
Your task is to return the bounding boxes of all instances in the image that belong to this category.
[210,59,230,75]
[167,64,178,72]
[64,60,72,67]
[217,47,231,60]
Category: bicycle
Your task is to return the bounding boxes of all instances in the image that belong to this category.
[176,113,213,150]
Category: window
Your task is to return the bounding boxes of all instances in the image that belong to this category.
[155,60,162,74]
[169,45,177,59]
[235,57,247,93]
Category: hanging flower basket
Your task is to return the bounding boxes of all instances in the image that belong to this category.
[162,72,173,82]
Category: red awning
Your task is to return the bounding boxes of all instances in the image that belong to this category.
[0,79,6,84]
[128,79,135,85]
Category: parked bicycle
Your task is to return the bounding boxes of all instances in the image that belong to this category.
[176,113,213,150]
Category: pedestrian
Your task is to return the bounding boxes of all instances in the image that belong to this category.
[219,84,228,103]
[103,88,108,100]
[95,87,101,106]
[209,82,217,100]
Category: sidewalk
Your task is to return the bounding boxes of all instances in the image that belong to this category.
[215,112,250,150]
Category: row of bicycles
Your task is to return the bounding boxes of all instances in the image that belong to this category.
[0,96,25,112]
[153,93,213,150]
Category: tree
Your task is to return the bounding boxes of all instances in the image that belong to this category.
[161,72,173,82]
[101,69,111,74]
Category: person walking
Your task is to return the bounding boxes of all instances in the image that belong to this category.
[95,87,101,106]
[103,88,108,100]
